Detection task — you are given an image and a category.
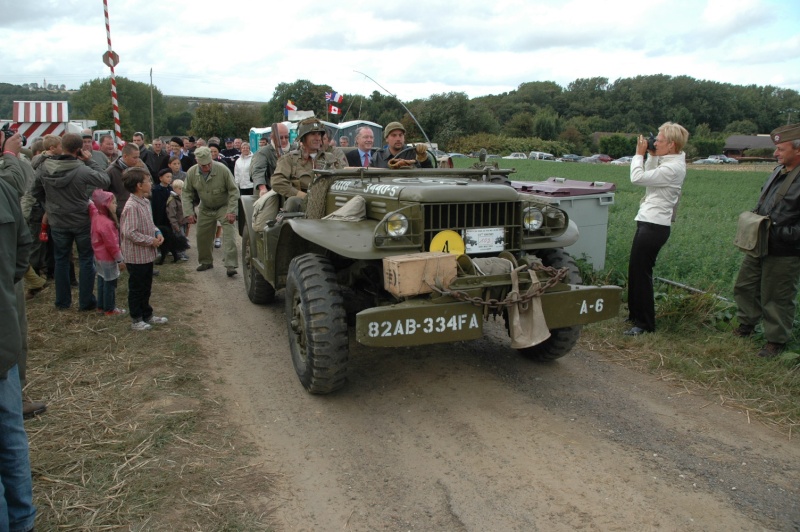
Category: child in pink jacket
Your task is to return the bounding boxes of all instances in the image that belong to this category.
[90,189,127,316]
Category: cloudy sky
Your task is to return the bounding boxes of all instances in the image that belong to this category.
[2,0,799,105]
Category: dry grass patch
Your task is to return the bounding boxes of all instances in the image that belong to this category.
[24,266,275,530]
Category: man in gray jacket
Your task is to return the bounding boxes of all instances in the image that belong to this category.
[32,133,110,311]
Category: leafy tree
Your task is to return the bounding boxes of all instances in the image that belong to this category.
[723,120,758,135]
[191,103,233,139]
[262,80,332,124]
[70,77,166,139]
[533,109,560,140]
[504,112,535,137]
[599,134,636,159]
[167,111,193,136]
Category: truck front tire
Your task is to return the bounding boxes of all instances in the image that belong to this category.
[285,253,349,394]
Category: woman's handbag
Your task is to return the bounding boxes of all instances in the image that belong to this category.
[734,211,771,257]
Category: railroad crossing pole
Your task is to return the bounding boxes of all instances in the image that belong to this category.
[102,0,122,150]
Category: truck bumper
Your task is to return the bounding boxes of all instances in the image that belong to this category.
[355,285,621,348]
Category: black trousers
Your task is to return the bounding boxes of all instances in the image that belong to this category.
[127,262,154,322]
[627,221,670,332]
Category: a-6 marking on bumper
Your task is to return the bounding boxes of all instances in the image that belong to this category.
[356,284,620,348]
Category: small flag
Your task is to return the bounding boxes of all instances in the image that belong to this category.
[286,100,297,111]
[328,104,341,115]
[325,91,343,104]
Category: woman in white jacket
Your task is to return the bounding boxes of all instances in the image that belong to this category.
[625,122,689,336]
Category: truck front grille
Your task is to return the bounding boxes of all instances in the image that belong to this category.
[423,202,520,251]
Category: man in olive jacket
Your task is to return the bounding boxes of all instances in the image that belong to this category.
[182,147,240,276]
[733,123,800,358]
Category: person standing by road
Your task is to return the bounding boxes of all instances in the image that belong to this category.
[624,122,689,336]
[120,167,167,331]
[733,123,800,358]
[234,142,254,197]
[32,132,110,311]
[182,147,240,276]
[0,171,37,532]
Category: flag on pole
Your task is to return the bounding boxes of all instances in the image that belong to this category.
[328,104,341,115]
[325,91,343,104]
[285,100,297,117]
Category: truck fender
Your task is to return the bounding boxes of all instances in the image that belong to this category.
[548,219,579,248]
[240,194,258,254]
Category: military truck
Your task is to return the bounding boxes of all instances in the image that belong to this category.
[240,165,621,394]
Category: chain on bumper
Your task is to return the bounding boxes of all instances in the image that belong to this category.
[428,263,568,310]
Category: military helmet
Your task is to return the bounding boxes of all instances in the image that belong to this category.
[297,118,325,142]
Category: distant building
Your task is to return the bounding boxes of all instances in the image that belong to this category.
[723,134,775,157]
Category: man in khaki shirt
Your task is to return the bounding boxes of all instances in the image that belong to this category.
[182,147,240,276]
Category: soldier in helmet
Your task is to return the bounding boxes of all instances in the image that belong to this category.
[259,118,346,221]
[373,121,434,169]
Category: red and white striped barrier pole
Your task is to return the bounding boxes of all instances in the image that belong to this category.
[103,0,122,150]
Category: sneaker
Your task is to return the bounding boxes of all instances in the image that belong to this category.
[105,308,127,316]
[179,254,189,262]
[22,401,47,420]
[131,320,152,331]
[197,264,213,271]
[147,316,168,325]
[226,268,237,277]
[623,326,648,336]
[214,238,222,248]
[757,342,785,358]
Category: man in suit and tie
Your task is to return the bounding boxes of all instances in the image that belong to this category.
[345,126,375,167]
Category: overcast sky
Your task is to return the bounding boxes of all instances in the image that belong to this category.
[2,0,799,107]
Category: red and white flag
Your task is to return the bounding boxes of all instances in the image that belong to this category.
[328,104,341,115]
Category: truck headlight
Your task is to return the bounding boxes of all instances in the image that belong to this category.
[523,207,544,231]
[385,213,409,237]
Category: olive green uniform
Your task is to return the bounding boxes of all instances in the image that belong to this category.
[263,148,346,219]
[734,165,800,344]
[182,161,240,269]
[250,144,281,192]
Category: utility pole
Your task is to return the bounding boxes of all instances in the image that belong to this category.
[150,68,155,142]
[781,108,798,125]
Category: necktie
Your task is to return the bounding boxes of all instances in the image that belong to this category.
[363,152,369,167]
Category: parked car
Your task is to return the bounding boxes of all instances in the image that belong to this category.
[579,154,613,164]
[486,154,501,159]
[693,158,723,165]
[503,152,528,160]
[708,154,739,164]
[449,153,467,158]
[528,151,555,160]
[609,156,633,165]
[558,154,582,162]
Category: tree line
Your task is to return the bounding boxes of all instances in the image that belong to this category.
[2,74,798,157]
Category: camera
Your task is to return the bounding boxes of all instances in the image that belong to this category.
[1,123,27,148]
[646,132,656,152]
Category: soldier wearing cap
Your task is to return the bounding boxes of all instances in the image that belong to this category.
[373,121,434,169]
[733,123,800,358]
[262,118,346,220]
[182,146,240,276]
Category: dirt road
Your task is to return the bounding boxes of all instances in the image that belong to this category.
[191,244,799,531]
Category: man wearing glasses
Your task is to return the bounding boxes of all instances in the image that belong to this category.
[251,122,290,197]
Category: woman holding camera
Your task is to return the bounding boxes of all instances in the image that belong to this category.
[624,122,689,336]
